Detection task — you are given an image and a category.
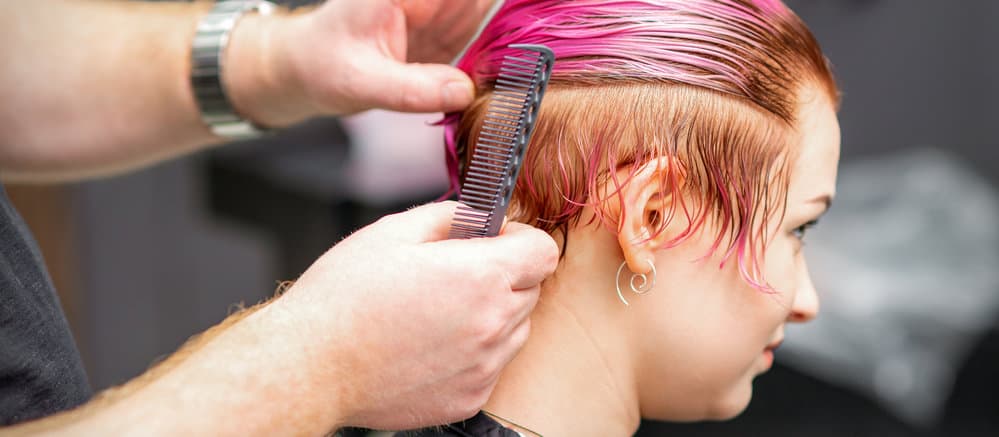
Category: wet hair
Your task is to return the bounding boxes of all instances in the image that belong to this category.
[443,0,837,288]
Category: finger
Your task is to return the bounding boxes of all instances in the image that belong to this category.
[478,223,559,290]
[373,201,459,243]
[511,317,532,353]
[473,316,530,397]
[465,369,502,418]
[505,284,540,329]
[362,60,475,113]
[498,317,532,369]
[489,284,539,353]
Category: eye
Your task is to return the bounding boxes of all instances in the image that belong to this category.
[792,219,819,241]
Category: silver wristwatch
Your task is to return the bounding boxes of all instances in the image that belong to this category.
[191,0,276,140]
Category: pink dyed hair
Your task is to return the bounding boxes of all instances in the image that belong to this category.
[444,0,837,288]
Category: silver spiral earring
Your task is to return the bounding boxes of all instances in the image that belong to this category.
[615,260,657,306]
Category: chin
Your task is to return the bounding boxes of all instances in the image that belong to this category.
[644,385,753,423]
[705,384,753,421]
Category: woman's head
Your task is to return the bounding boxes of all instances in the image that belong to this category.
[447,0,840,421]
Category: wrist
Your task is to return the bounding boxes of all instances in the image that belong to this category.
[224,10,317,129]
[240,297,353,431]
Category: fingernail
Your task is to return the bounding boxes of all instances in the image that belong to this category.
[443,80,474,108]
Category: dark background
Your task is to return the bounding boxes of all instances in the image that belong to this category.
[7,0,997,435]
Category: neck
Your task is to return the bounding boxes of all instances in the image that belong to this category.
[482,254,642,436]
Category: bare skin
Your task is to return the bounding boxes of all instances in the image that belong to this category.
[0,0,494,181]
[8,202,558,436]
[0,1,563,435]
[482,87,839,435]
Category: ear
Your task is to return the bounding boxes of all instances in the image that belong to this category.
[616,157,686,275]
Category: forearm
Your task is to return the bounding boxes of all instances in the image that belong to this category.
[0,1,305,182]
[5,300,344,436]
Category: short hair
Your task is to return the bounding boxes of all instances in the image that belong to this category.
[444,0,838,289]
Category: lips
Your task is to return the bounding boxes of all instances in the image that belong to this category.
[760,338,782,371]
[760,336,784,371]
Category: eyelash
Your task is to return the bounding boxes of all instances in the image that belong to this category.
[792,219,819,241]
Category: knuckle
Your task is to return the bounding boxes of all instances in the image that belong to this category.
[523,284,542,301]
[512,319,532,347]
[471,314,505,348]
[536,233,560,270]
[499,298,520,321]
[397,80,432,112]
[469,358,500,390]
[467,265,504,292]
[546,245,560,270]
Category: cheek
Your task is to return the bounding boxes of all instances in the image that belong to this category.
[634,252,785,420]
[763,236,803,310]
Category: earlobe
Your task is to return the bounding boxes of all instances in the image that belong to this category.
[614,157,686,274]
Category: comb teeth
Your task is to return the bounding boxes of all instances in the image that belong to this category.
[449,44,555,239]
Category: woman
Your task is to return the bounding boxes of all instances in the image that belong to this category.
[406,0,839,434]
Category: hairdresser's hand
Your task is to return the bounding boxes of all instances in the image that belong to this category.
[228,0,496,127]
[273,201,558,430]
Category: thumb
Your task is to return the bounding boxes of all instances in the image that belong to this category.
[364,60,475,113]
[372,201,461,243]
[440,222,559,290]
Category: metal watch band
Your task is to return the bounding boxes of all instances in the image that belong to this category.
[191,0,276,140]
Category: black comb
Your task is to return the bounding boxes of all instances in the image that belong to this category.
[448,44,555,239]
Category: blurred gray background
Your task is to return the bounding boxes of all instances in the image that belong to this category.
[6,0,998,436]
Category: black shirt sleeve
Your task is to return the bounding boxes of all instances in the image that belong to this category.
[395,411,523,437]
[0,184,91,425]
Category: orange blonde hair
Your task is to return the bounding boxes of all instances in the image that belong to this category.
[447,0,837,287]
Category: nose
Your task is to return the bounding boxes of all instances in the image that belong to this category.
[788,258,820,323]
